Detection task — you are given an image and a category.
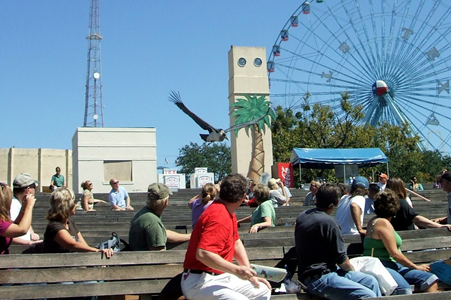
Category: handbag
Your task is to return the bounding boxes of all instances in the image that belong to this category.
[350,256,397,295]
[95,232,130,252]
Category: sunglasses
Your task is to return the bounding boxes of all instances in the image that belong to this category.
[0,182,6,190]
[89,183,93,186]
[28,184,36,189]
[113,181,119,184]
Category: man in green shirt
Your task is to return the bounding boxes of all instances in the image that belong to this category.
[50,167,65,191]
[128,183,190,251]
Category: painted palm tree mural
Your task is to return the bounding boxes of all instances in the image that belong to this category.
[231,94,276,181]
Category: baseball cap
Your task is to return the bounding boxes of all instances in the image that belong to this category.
[147,183,172,200]
[13,173,39,188]
[379,173,388,179]
[441,171,451,183]
[352,176,369,189]
[268,178,278,187]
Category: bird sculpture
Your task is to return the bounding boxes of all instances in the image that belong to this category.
[169,91,271,142]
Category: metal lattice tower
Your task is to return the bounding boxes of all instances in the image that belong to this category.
[83,0,104,127]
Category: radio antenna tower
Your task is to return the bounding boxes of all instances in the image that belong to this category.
[83,0,104,127]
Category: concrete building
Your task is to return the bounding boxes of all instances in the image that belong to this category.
[72,127,157,194]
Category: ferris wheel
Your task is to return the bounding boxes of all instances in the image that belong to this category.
[268,0,451,154]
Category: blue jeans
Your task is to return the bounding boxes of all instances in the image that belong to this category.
[385,267,412,295]
[304,270,381,300]
[382,260,438,292]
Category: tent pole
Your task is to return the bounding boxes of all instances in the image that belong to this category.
[343,165,346,184]
[299,164,302,188]
[387,162,389,177]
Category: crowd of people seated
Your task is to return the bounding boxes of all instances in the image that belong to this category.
[2,170,451,300]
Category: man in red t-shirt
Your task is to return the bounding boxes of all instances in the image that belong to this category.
[181,173,271,300]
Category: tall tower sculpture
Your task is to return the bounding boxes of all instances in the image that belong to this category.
[83,0,104,127]
[228,46,273,181]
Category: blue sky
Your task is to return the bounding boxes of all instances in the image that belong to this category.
[0,1,298,167]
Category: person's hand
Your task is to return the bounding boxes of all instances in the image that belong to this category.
[30,233,40,241]
[235,265,257,281]
[23,194,36,208]
[29,239,43,245]
[249,225,259,233]
[100,248,114,258]
[249,276,271,289]
[415,264,430,272]
[126,205,134,211]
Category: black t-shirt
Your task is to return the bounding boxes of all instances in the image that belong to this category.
[390,199,419,231]
[295,208,347,276]
[43,218,80,253]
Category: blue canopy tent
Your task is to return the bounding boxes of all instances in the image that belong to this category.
[290,148,388,184]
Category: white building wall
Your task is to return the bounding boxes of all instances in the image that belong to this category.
[72,127,157,194]
[0,148,72,192]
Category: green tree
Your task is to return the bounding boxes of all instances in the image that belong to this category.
[370,122,422,181]
[417,150,443,182]
[176,142,231,185]
[271,92,426,184]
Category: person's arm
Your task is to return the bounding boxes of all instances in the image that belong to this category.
[272,190,286,205]
[29,225,39,241]
[12,237,40,245]
[188,193,201,208]
[195,240,270,289]
[237,215,252,224]
[249,216,272,233]
[431,216,448,224]
[234,239,271,288]
[166,229,190,243]
[377,219,430,271]
[125,196,133,210]
[3,194,35,238]
[350,202,366,235]
[53,230,113,258]
[49,176,55,189]
[413,215,448,229]
[62,177,66,188]
[278,182,289,205]
[338,257,355,271]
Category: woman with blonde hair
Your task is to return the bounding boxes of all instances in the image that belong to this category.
[0,183,36,254]
[80,180,106,212]
[188,183,218,228]
[42,187,113,257]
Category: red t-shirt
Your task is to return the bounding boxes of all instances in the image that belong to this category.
[0,219,13,254]
[183,200,239,274]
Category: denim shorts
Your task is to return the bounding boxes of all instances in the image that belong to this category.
[381,260,438,291]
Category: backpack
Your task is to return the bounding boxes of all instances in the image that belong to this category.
[95,232,130,252]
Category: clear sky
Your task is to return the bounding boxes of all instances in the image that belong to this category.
[0,1,298,168]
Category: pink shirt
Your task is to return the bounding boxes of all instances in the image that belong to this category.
[0,219,13,254]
